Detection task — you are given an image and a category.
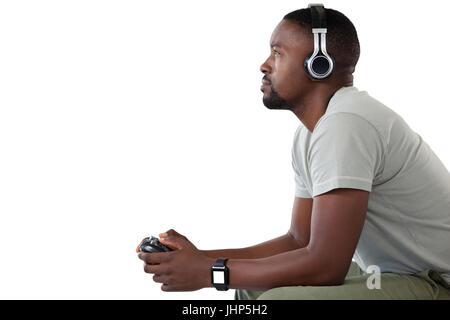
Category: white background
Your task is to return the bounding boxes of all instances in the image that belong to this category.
[0,0,449,299]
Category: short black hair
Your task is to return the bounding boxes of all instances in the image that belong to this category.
[283,8,360,74]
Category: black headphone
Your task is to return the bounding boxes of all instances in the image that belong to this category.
[304,3,334,81]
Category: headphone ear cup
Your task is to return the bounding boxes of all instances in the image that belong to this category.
[304,53,313,78]
[311,55,332,76]
[304,53,334,80]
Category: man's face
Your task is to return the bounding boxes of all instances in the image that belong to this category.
[260,19,313,110]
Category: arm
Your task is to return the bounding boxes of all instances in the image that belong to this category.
[201,197,313,259]
[137,189,368,291]
[225,188,369,290]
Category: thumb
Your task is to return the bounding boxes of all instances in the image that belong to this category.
[159,232,169,239]
[159,236,186,250]
[160,229,182,238]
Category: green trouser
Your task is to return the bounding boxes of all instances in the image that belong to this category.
[235,262,450,300]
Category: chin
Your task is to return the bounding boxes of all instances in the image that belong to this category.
[263,92,290,110]
[263,99,285,110]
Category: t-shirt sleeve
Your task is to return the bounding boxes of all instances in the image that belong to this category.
[308,113,384,197]
[292,146,312,199]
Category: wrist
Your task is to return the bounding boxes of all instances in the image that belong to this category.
[200,249,217,259]
[203,256,216,288]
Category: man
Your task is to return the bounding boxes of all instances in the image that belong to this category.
[137,6,450,299]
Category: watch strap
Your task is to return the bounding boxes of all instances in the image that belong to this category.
[213,258,228,267]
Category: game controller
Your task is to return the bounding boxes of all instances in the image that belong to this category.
[139,236,173,253]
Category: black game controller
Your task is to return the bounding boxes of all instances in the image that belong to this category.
[139,236,173,253]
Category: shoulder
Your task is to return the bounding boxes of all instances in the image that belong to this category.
[313,112,380,137]
[320,87,401,141]
[309,112,385,160]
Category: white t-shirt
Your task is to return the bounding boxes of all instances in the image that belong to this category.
[291,86,450,284]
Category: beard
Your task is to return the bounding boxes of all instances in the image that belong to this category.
[262,83,293,110]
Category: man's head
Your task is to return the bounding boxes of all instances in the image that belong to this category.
[261,8,360,110]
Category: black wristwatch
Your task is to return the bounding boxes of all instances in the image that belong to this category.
[211,258,229,291]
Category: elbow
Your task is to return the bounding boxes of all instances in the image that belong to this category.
[306,267,345,286]
[303,249,349,286]
[320,273,346,286]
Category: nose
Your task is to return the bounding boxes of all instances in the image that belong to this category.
[260,56,272,75]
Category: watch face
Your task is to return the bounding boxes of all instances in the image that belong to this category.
[212,270,225,284]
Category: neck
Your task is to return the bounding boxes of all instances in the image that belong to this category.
[291,80,353,132]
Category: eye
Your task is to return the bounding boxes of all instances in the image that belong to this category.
[273,49,280,55]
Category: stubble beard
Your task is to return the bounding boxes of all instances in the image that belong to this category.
[262,84,293,111]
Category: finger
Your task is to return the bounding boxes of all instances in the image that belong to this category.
[152,274,167,284]
[158,236,183,250]
[143,264,164,274]
[161,283,174,292]
[164,229,181,237]
[159,232,168,239]
[138,252,168,264]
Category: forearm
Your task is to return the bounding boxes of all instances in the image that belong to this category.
[218,247,343,291]
[200,232,304,259]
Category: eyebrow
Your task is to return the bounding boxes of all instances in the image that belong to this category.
[271,43,282,49]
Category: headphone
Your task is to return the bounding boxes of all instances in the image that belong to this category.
[304,3,335,81]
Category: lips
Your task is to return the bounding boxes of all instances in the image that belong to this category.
[261,77,271,92]
[262,76,271,85]
[261,81,270,92]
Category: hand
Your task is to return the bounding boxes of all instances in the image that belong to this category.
[137,229,215,291]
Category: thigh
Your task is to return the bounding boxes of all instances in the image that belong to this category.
[257,272,444,300]
[234,261,363,300]
[234,262,450,300]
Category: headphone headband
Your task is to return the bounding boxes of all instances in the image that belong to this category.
[309,4,327,29]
